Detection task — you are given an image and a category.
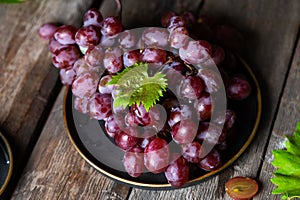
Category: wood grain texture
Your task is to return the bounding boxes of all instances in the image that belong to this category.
[128,1,300,200]
[0,0,94,198]
[256,34,300,200]
[12,88,130,200]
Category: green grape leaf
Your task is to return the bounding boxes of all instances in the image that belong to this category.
[271,122,300,200]
[107,62,167,111]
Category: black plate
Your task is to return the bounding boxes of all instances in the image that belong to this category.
[0,132,13,195]
[63,57,262,189]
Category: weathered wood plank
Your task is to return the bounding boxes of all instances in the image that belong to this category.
[256,34,300,200]
[0,0,94,198]
[128,1,300,200]
[11,88,130,200]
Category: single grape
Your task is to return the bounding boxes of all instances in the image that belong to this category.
[198,148,222,171]
[169,26,189,49]
[179,40,212,65]
[123,49,141,68]
[178,75,204,100]
[114,130,139,151]
[75,25,101,47]
[103,47,123,73]
[181,12,196,27]
[88,93,112,120]
[181,141,205,163]
[227,76,251,100]
[142,27,169,47]
[214,109,236,130]
[99,35,116,47]
[144,138,170,173]
[123,146,145,177]
[164,155,190,187]
[74,97,89,114]
[194,92,212,121]
[72,72,99,98]
[105,114,124,138]
[98,75,114,94]
[84,45,103,67]
[198,68,223,93]
[49,37,65,54]
[101,16,122,38]
[119,30,136,49]
[161,11,177,27]
[131,103,151,126]
[54,25,77,45]
[73,57,98,76]
[52,45,80,69]
[168,105,193,127]
[225,177,259,200]
[38,23,58,40]
[171,119,197,144]
[83,8,103,27]
[196,122,227,145]
[167,16,186,32]
[59,67,76,85]
[141,48,167,66]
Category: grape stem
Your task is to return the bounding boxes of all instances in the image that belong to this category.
[115,0,122,20]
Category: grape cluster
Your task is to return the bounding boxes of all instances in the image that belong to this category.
[38,8,252,188]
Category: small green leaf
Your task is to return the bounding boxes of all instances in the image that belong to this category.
[272,150,300,177]
[107,62,167,111]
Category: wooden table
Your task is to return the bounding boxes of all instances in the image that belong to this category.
[0,0,299,199]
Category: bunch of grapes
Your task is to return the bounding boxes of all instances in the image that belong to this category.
[38,8,252,188]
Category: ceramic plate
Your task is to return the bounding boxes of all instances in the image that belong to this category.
[63,57,262,189]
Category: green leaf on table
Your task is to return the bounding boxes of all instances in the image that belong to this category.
[107,62,167,111]
[271,122,300,200]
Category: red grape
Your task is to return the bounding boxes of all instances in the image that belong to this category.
[144,138,170,173]
[168,105,193,127]
[178,75,204,100]
[227,76,251,100]
[72,72,99,98]
[123,49,141,68]
[75,25,101,47]
[165,155,190,187]
[83,8,103,27]
[141,48,167,66]
[119,30,136,49]
[101,16,122,38]
[225,177,259,200]
[123,146,145,177]
[88,93,112,120]
[54,25,77,45]
[196,122,227,145]
[171,119,197,144]
[59,67,76,85]
[139,128,157,149]
[52,45,80,69]
[98,75,115,94]
[214,109,236,129]
[72,57,97,75]
[84,45,103,68]
[74,97,89,114]
[103,47,123,73]
[202,45,225,67]
[198,68,223,93]
[179,40,212,65]
[168,16,186,32]
[198,148,222,171]
[124,111,139,127]
[49,37,65,54]
[142,27,169,47]
[38,23,58,40]
[114,131,139,151]
[194,92,213,121]
[161,11,177,27]
[181,141,205,163]
[105,114,124,138]
[169,26,189,49]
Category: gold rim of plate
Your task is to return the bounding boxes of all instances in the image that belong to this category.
[63,57,262,188]
[0,132,13,195]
